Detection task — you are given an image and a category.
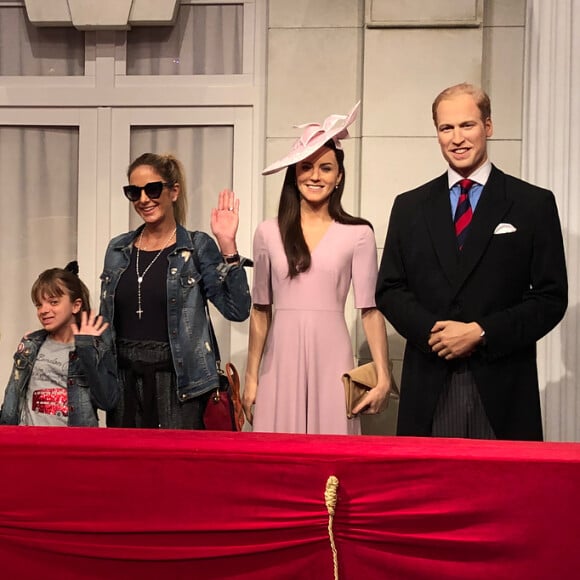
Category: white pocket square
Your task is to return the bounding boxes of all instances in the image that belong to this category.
[493,223,517,235]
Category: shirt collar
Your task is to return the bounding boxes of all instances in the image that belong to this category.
[447,160,492,189]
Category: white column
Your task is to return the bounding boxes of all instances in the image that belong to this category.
[523,0,580,441]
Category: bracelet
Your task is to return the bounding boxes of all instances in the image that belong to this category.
[222,252,240,264]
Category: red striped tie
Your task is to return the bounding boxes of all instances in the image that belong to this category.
[454,179,474,250]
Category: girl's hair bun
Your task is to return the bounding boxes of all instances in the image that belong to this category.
[64,261,79,276]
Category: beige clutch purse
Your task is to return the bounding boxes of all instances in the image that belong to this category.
[342,362,400,419]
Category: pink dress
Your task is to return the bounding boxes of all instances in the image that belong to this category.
[251,219,378,435]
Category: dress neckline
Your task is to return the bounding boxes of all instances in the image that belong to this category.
[306,220,335,255]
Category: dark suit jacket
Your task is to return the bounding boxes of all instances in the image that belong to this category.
[375,166,567,440]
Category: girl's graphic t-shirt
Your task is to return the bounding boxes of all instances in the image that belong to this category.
[20,338,74,426]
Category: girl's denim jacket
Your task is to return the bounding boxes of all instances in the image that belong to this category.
[99,224,251,401]
[0,330,120,427]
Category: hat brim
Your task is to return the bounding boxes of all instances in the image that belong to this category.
[262,101,360,176]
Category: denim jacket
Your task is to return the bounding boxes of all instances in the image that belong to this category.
[0,330,120,427]
[99,224,251,401]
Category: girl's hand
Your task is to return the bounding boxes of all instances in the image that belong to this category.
[71,310,109,337]
[211,189,239,253]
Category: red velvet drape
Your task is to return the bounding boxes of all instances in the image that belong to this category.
[0,427,578,579]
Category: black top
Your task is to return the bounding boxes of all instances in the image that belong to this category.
[114,245,175,341]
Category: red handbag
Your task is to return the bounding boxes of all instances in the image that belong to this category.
[203,362,244,431]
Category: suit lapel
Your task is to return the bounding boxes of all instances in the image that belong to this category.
[450,166,513,295]
[423,174,458,285]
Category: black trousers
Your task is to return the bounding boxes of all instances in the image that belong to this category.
[108,338,209,430]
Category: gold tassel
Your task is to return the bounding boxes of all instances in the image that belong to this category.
[325,475,340,580]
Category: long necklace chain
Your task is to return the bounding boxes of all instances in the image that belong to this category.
[135,227,176,320]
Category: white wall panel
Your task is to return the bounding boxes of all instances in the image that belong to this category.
[363,28,483,137]
[367,0,482,27]
[269,0,362,28]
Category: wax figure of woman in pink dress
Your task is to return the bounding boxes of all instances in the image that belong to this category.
[243,103,392,434]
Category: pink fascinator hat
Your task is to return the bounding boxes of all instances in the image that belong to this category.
[262,101,360,176]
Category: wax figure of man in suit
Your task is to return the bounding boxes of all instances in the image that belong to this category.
[375,83,567,441]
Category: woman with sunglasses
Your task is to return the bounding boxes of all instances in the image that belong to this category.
[99,152,251,429]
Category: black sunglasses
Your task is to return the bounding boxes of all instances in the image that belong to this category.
[123,181,172,202]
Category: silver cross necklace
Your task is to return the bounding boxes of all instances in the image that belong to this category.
[135,227,176,319]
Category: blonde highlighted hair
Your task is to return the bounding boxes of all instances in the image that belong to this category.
[127,152,188,225]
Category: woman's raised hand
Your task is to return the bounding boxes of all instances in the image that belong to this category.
[211,189,240,252]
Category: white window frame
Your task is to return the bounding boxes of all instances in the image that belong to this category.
[108,106,253,254]
[0,108,100,291]
[108,105,254,361]
[0,0,266,365]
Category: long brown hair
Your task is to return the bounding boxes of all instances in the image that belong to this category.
[31,261,91,326]
[277,140,372,278]
[127,153,188,226]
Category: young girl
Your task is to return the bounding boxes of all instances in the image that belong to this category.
[0,262,119,427]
